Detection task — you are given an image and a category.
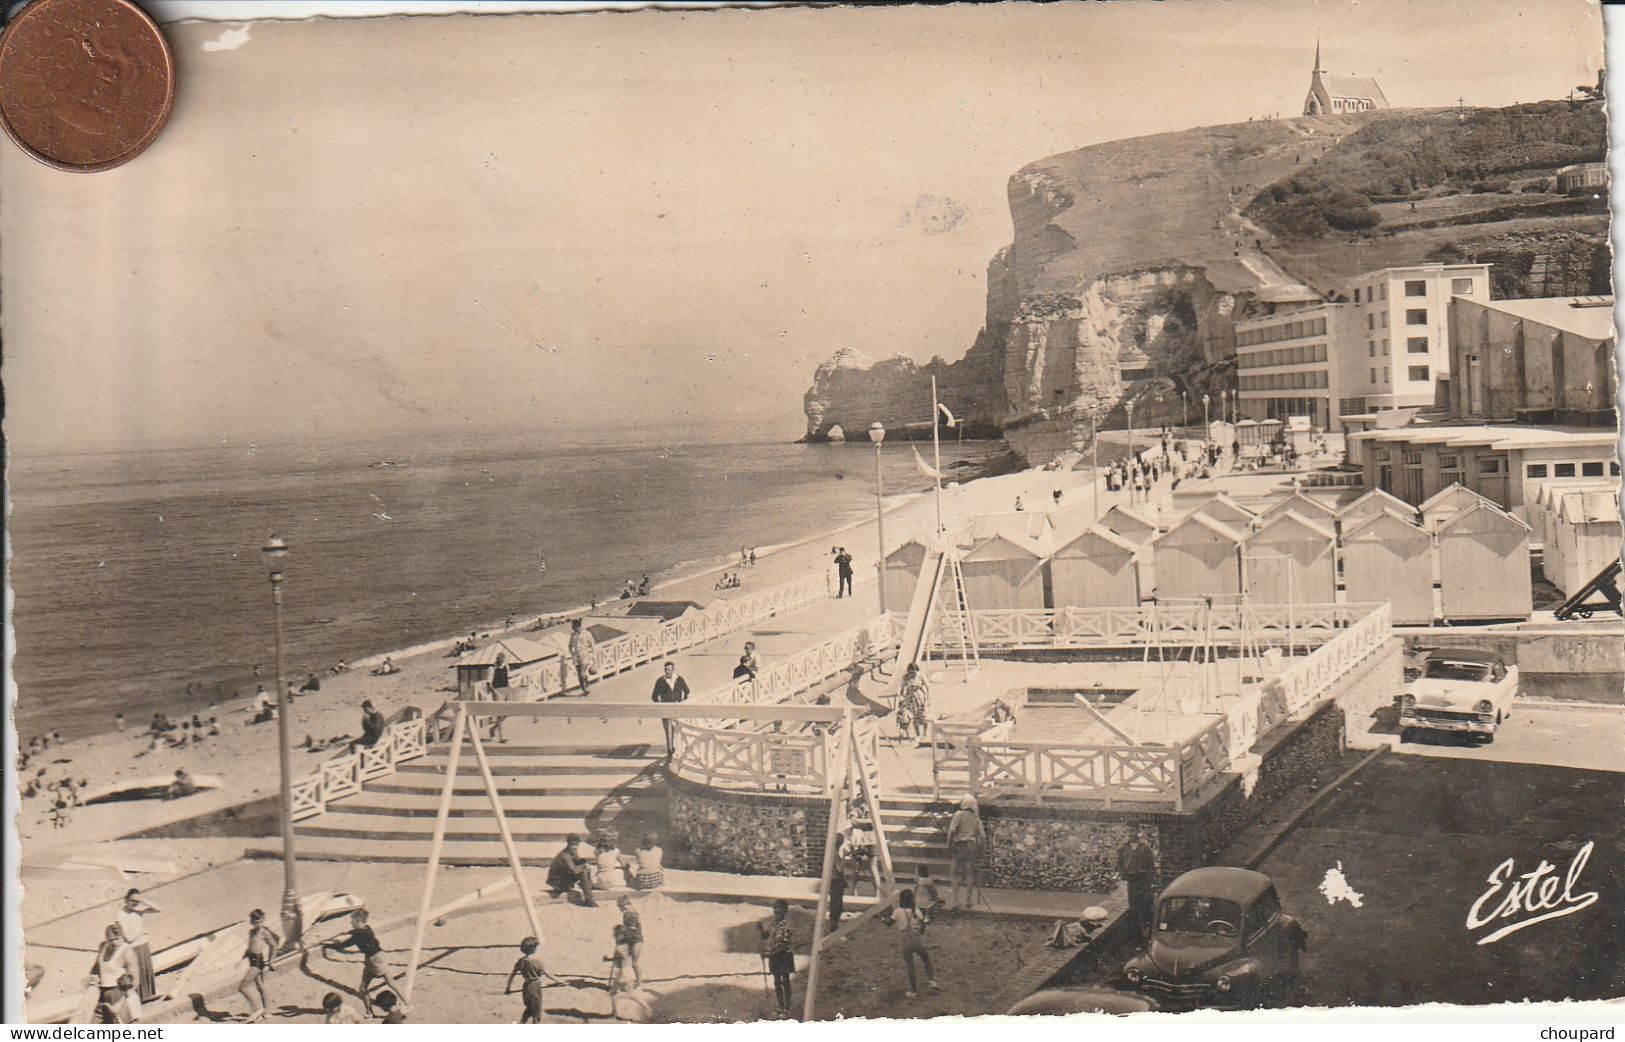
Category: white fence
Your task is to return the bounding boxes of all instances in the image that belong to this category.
[291,572,832,820]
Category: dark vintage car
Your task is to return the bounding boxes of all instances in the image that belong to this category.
[1122,867,1305,1008]
[1006,988,1160,1016]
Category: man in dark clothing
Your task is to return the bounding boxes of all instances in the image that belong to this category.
[835,548,854,598]
[651,661,690,755]
[1117,834,1158,940]
[355,701,386,750]
[547,835,596,906]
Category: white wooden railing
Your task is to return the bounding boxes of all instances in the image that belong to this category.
[289,714,428,822]
[692,613,905,716]
[292,571,831,820]
[959,601,1392,808]
[930,603,1373,653]
[669,713,881,794]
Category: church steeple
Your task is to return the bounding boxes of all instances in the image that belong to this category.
[1313,34,1322,74]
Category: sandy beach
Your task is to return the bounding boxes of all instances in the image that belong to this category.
[15,457,1107,932]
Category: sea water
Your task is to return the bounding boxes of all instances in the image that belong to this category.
[7,429,1001,740]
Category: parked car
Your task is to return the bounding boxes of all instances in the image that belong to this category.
[1122,867,1305,1008]
[1399,647,1518,743]
[1006,988,1159,1016]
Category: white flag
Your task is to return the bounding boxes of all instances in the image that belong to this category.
[937,402,958,427]
[913,447,945,481]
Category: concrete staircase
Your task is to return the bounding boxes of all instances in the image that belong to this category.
[282,743,663,865]
[876,795,955,879]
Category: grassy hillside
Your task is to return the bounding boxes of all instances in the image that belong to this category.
[1244,100,1610,298]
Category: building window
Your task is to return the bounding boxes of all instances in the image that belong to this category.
[1408,337,1429,353]
[1406,309,1427,325]
[1367,314,1375,330]
[1582,462,1605,477]
[1403,451,1423,465]
[1353,288,1362,303]
[1408,365,1430,382]
[1368,342,1376,357]
[1526,464,1548,478]
[1380,312,1388,328]
[1451,277,1475,294]
[1439,454,1461,471]
[1612,462,1621,477]
[1380,283,1387,299]
[1479,457,1506,476]
[1553,463,1576,478]
[1382,339,1390,355]
[1370,368,1378,384]
[1405,280,1427,296]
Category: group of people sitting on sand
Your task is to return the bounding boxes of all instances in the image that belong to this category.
[544,830,666,908]
[136,713,222,755]
[714,571,744,591]
[618,574,653,600]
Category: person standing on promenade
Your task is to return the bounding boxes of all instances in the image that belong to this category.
[835,548,854,598]
[238,909,280,1022]
[326,909,403,1017]
[505,936,564,1024]
[945,795,986,910]
[89,924,139,1015]
[569,619,596,696]
[1117,833,1158,940]
[651,661,690,756]
[893,889,941,998]
[116,890,160,1002]
[758,900,797,1018]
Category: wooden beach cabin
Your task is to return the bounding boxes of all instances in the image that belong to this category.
[454,637,558,699]
[1100,503,1160,547]
[1419,483,1497,532]
[1256,490,1338,529]
[884,538,932,610]
[1340,509,1436,625]
[1437,502,1533,622]
[965,510,1053,547]
[1048,524,1143,608]
[1152,512,1245,599]
[1242,511,1337,604]
[1549,489,1622,597]
[1337,487,1416,529]
[961,533,1049,609]
[1188,493,1256,531]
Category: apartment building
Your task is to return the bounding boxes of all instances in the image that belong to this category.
[1340,263,1491,415]
[1233,302,1363,431]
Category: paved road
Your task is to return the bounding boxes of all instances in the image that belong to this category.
[1368,701,1625,774]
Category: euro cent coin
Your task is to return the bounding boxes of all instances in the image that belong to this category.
[0,0,174,172]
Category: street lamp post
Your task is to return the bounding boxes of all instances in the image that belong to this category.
[1202,393,1211,439]
[1125,401,1135,461]
[868,423,887,614]
[263,536,303,948]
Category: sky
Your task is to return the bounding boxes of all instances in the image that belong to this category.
[0,0,1607,454]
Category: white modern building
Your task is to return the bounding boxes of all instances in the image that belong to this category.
[1341,263,1491,415]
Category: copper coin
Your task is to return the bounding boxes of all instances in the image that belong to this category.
[0,0,174,172]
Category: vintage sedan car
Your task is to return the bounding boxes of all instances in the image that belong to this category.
[1006,988,1159,1016]
[1399,647,1518,742]
[1122,867,1305,1008]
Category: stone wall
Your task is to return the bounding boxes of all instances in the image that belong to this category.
[666,776,829,877]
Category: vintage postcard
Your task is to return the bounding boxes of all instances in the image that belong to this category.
[2,0,1620,1026]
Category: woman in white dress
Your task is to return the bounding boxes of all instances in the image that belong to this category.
[116,890,160,1002]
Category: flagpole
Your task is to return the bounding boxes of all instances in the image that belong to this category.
[930,376,945,537]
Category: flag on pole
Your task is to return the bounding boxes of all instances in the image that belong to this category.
[913,447,945,481]
[936,402,958,427]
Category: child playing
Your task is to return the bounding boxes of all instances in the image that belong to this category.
[616,896,643,989]
[915,866,945,922]
[504,936,564,1024]
[605,924,634,1015]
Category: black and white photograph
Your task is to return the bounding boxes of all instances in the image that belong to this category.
[2,0,1621,1027]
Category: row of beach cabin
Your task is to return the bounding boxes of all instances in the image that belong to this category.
[888,483,1545,625]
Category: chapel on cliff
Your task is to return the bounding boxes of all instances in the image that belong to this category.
[1302,40,1389,115]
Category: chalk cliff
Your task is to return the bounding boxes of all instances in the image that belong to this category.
[804,101,1609,464]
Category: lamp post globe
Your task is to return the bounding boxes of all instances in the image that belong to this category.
[1202,393,1211,438]
[868,423,887,612]
[262,535,302,948]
